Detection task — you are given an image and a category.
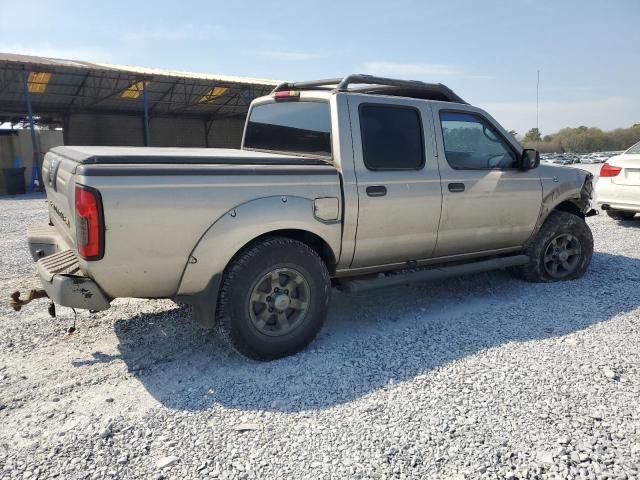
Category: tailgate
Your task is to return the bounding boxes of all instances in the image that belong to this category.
[42,151,78,250]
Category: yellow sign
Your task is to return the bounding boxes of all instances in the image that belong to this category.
[27,72,52,94]
[121,80,149,99]
[199,86,228,103]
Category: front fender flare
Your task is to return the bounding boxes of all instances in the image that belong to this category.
[529,171,593,243]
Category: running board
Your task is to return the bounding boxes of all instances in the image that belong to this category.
[340,255,530,294]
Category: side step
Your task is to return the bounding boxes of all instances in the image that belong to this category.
[340,255,530,294]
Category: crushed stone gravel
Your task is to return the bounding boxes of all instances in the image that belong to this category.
[0,192,639,480]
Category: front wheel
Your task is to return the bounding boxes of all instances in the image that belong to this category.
[216,237,330,360]
[511,211,593,282]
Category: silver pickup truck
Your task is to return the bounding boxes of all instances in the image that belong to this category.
[21,74,594,360]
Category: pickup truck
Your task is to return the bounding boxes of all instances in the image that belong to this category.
[22,74,595,360]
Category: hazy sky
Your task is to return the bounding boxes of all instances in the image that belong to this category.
[1,0,638,135]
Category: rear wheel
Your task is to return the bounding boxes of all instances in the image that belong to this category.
[216,237,330,360]
[606,209,636,220]
[511,211,593,282]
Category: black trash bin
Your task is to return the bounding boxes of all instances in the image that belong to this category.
[2,167,26,195]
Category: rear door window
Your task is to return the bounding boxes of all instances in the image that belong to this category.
[359,104,425,170]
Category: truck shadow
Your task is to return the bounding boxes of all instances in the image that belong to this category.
[111,251,639,413]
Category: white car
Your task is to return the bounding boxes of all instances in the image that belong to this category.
[596,141,640,220]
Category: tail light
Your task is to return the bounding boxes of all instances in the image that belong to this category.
[600,163,622,177]
[273,90,300,101]
[75,185,104,260]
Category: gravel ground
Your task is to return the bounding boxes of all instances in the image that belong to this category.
[0,193,639,480]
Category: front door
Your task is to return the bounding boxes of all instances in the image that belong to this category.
[431,105,542,257]
[348,95,442,268]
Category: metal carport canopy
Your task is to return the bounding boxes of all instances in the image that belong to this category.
[0,52,280,127]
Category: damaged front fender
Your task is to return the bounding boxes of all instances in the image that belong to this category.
[530,166,596,240]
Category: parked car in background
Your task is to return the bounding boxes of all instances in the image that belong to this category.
[552,155,574,166]
[540,152,619,165]
[596,141,640,220]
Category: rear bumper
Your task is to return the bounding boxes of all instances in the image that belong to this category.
[36,250,111,311]
[596,179,640,212]
[28,226,111,311]
[598,202,640,213]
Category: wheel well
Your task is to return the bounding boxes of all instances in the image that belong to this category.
[245,229,337,274]
[554,200,583,218]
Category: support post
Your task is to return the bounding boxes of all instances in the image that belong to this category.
[142,80,150,146]
[62,115,70,145]
[21,70,44,191]
[203,119,209,148]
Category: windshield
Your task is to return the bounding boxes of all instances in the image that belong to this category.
[244,101,331,158]
[626,141,640,154]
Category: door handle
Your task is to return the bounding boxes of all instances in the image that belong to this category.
[448,182,465,193]
[366,185,387,197]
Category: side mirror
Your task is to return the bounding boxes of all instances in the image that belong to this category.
[520,148,540,170]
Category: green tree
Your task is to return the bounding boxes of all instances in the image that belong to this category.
[526,123,640,153]
[523,128,542,143]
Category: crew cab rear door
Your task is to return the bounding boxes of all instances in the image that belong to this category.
[347,94,442,268]
[430,103,542,256]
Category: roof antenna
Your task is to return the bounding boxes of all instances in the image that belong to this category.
[536,69,540,133]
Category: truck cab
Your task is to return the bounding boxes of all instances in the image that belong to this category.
[244,75,560,272]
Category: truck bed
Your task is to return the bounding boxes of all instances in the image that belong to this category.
[42,146,342,300]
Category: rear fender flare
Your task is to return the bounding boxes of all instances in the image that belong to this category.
[177,195,341,298]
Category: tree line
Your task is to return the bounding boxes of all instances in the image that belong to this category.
[512,124,640,153]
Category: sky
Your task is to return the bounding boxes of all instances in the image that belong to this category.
[1,0,639,135]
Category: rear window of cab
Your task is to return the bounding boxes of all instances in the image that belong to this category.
[244,101,331,158]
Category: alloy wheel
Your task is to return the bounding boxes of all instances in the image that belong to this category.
[543,233,582,279]
[248,267,311,336]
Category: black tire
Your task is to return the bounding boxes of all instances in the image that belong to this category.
[216,237,330,361]
[606,209,636,220]
[511,211,593,282]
